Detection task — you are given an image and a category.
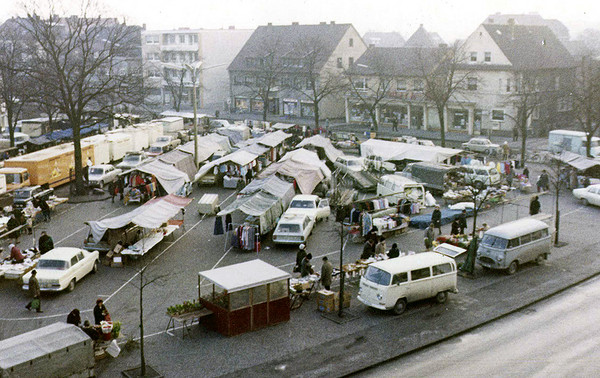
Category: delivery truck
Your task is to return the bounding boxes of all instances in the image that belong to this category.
[0,167,30,190]
[3,142,95,187]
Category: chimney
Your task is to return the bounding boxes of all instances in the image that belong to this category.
[330,21,335,25]
[292,22,299,25]
[142,23,146,30]
[229,25,235,30]
[267,22,272,26]
[320,22,326,25]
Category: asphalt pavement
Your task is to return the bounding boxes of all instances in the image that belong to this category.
[1,163,597,377]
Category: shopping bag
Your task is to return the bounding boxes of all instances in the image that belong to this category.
[30,298,40,310]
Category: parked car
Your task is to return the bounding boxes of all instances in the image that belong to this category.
[461,138,501,155]
[330,132,359,149]
[117,151,149,170]
[365,155,396,173]
[13,185,54,209]
[22,248,100,292]
[463,165,502,188]
[285,194,330,221]
[88,164,122,188]
[573,184,600,207]
[147,143,169,157]
[155,135,181,150]
[334,156,365,172]
[272,214,315,245]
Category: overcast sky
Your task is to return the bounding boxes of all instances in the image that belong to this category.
[2,0,599,41]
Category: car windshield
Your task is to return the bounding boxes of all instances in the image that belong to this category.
[124,155,141,163]
[14,190,32,199]
[475,169,488,175]
[156,137,169,142]
[481,234,508,249]
[289,200,315,209]
[38,259,69,270]
[4,173,21,184]
[89,168,104,175]
[348,160,362,167]
[149,146,163,154]
[277,223,301,233]
[364,266,391,286]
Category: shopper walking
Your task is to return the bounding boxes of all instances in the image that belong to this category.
[530,196,541,215]
[320,257,333,290]
[424,223,435,250]
[25,270,42,312]
[431,205,442,235]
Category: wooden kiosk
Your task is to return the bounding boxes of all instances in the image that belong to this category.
[198,260,291,336]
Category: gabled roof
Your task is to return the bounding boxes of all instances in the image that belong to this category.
[484,13,570,41]
[482,24,575,70]
[352,47,441,76]
[404,24,445,48]
[363,31,405,48]
[229,23,353,72]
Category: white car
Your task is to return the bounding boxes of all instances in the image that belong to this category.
[272,214,315,245]
[573,184,600,207]
[88,164,122,188]
[463,165,502,188]
[285,194,330,221]
[461,138,501,155]
[22,248,100,292]
[334,156,365,172]
[117,152,150,170]
[365,155,396,173]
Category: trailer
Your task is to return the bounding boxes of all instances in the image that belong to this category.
[82,134,111,165]
[121,126,151,151]
[4,142,95,187]
[154,117,184,133]
[106,132,133,162]
[0,322,95,377]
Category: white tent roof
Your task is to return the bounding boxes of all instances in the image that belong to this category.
[257,130,292,148]
[259,160,324,194]
[280,148,331,179]
[199,259,290,293]
[194,149,259,181]
[297,135,344,163]
[86,194,192,243]
[178,139,222,163]
[137,159,190,194]
[360,139,461,163]
[271,122,297,130]
[160,110,209,120]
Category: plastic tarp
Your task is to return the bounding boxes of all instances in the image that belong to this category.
[240,175,295,205]
[199,259,290,293]
[0,323,90,370]
[259,160,324,194]
[178,139,221,163]
[136,159,189,194]
[360,139,462,163]
[555,151,600,173]
[280,148,332,180]
[256,130,292,148]
[194,149,258,181]
[409,208,474,229]
[178,133,232,155]
[159,149,197,180]
[297,135,344,163]
[240,143,269,156]
[217,126,250,144]
[86,194,192,243]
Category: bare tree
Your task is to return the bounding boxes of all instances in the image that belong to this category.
[236,40,287,121]
[546,155,569,246]
[19,2,144,194]
[163,66,188,112]
[0,21,34,146]
[344,49,394,131]
[571,56,600,157]
[417,42,471,147]
[289,37,348,129]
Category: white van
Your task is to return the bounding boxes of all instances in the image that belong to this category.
[463,164,502,187]
[357,252,458,315]
[476,217,551,275]
[377,174,425,206]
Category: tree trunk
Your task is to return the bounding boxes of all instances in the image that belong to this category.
[72,122,85,195]
[140,270,146,376]
[313,102,320,129]
[586,128,593,158]
[262,95,269,122]
[520,121,528,166]
[6,108,15,148]
[471,207,478,238]
[437,106,446,147]
[370,111,378,132]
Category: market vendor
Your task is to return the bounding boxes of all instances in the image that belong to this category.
[81,320,100,341]
[9,243,24,263]
[300,253,314,277]
[94,299,110,325]
[38,231,54,254]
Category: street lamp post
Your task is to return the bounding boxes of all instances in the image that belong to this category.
[185,61,203,168]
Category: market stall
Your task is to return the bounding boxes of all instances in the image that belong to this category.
[85,194,191,259]
[194,150,259,189]
[0,249,39,280]
[297,134,344,164]
[198,259,291,336]
[346,195,413,242]
[359,139,462,165]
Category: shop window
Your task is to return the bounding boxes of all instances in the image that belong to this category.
[467,77,477,90]
[349,38,354,47]
[269,280,288,300]
[410,267,431,281]
[397,79,407,91]
[484,52,491,62]
[491,110,504,121]
[470,52,477,62]
[337,57,343,68]
[253,285,267,304]
[230,290,250,310]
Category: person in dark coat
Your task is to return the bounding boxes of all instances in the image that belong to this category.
[523,166,530,179]
[530,196,541,215]
[424,223,435,250]
[300,253,313,277]
[537,170,549,192]
[458,209,467,235]
[388,243,400,259]
[25,270,42,312]
[94,299,108,325]
[360,239,375,260]
[431,205,442,235]
[67,309,81,326]
[451,219,461,235]
[295,244,307,273]
[320,257,333,290]
[38,231,54,254]
[38,198,51,222]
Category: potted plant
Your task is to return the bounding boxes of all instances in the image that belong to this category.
[111,321,122,339]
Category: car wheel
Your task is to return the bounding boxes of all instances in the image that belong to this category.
[393,298,407,315]
[435,291,448,304]
[92,260,99,273]
[506,261,518,275]
[582,198,589,206]
[67,279,76,292]
[484,149,490,155]
[535,254,546,265]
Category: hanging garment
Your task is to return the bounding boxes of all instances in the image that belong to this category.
[225,214,233,231]
[214,216,224,235]
[362,212,373,237]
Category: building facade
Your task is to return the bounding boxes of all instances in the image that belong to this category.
[142,27,253,111]
[228,22,368,119]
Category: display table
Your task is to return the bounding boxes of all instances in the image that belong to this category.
[165,308,213,339]
[198,194,219,215]
[122,225,179,257]
[223,176,242,189]
[0,250,39,280]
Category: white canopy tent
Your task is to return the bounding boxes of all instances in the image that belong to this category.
[256,130,292,148]
[297,135,344,164]
[360,139,462,163]
[258,160,325,194]
[199,259,290,293]
[280,148,332,180]
[271,123,297,130]
[194,149,259,181]
[136,159,190,194]
[86,194,192,243]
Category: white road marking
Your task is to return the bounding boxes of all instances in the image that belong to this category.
[55,206,124,245]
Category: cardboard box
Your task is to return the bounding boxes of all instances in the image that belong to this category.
[317,290,337,313]
[334,291,351,309]
[111,256,123,268]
